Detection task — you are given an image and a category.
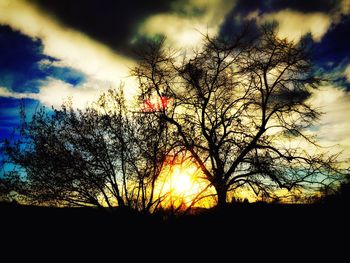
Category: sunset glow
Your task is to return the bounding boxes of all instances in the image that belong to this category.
[156,159,215,209]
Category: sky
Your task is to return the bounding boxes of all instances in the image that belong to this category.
[0,0,350,161]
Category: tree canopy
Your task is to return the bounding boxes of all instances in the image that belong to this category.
[132,25,344,206]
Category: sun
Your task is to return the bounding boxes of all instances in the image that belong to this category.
[156,159,215,209]
[170,166,196,195]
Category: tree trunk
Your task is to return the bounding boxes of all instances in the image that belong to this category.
[117,196,125,208]
[215,184,228,209]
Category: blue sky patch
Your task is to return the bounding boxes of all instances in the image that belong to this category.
[0,97,39,140]
[0,25,87,143]
[0,25,86,93]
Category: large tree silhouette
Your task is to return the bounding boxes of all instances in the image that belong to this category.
[132,25,342,207]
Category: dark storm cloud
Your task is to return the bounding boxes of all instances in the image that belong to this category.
[219,0,342,40]
[270,0,340,13]
[0,25,86,93]
[313,16,350,65]
[29,0,179,57]
[231,0,340,15]
[313,16,350,90]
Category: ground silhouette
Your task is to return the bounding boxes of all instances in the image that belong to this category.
[1,200,348,237]
[1,200,348,261]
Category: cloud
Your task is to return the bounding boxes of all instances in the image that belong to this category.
[0,25,86,93]
[139,14,212,49]
[0,0,140,108]
[255,0,350,43]
[344,64,350,82]
[37,79,111,109]
[138,0,236,49]
[340,0,350,16]
[0,86,38,100]
[28,0,177,57]
[1,78,113,109]
[309,85,350,161]
[260,10,332,42]
[0,0,134,85]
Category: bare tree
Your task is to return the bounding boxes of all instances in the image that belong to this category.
[1,87,171,211]
[3,101,119,207]
[96,89,172,212]
[132,25,344,208]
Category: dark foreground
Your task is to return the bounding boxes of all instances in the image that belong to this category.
[1,202,348,234]
[1,202,348,258]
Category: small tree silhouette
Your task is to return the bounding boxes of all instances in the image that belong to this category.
[1,87,171,211]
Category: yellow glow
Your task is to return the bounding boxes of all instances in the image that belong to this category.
[167,166,198,196]
[156,158,215,210]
